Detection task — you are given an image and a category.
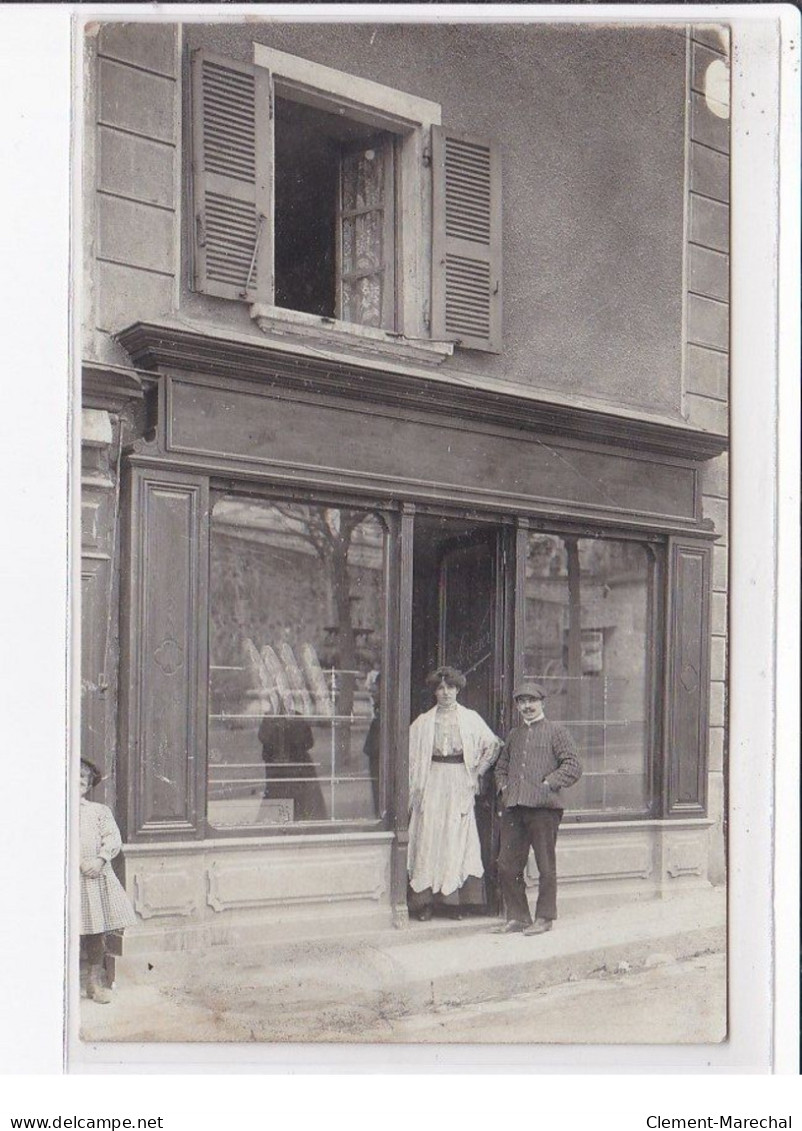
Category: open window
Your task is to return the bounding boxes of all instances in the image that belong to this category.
[273,97,396,328]
[189,47,502,351]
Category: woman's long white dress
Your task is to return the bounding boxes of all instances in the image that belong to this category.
[407,703,500,897]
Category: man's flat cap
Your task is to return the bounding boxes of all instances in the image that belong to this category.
[513,680,546,701]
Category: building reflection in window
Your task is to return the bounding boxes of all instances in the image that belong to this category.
[523,533,653,816]
[208,497,386,829]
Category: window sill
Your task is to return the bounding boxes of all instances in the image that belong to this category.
[250,304,453,369]
[561,816,715,828]
[124,829,395,852]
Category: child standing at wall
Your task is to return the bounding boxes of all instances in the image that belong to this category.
[79,759,136,1004]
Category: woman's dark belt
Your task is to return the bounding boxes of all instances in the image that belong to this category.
[431,753,465,764]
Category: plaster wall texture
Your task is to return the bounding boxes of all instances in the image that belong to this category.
[89,21,691,417]
[684,30,730,439]
[87,23,180,374]
[684,28,729,867]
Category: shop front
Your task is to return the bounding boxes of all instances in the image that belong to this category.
[110,320,724,957]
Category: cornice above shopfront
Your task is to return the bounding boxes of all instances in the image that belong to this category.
[82,361,148,414]
[116,320,728,464]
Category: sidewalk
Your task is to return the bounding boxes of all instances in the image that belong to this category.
[79,887,726,1045]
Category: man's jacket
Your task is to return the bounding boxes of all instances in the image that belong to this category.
[495,718,582,810]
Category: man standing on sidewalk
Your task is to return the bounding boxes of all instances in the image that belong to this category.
[493,681,582,936]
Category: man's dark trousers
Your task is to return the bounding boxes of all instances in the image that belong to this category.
[497,805,562,923]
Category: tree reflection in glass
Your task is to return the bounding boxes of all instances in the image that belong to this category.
[523,533,653,816]
[208,497,385,829]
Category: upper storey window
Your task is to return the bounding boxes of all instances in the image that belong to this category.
[273,97,395,328]
[189,47,502,352]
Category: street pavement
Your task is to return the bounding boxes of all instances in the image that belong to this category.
[379,953,726,1044]
[76,888,726,1048]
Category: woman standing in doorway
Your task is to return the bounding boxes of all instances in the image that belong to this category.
[407,666,501,921]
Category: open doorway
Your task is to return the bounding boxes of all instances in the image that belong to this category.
[410,513,511,916]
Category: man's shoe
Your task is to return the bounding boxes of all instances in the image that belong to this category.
[491,919,527,934]
[523,918,553,935]
[415,906,433,922]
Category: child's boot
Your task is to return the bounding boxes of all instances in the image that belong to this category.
[87,965,113,1004]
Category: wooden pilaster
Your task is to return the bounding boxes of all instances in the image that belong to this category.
[390,502,415,924]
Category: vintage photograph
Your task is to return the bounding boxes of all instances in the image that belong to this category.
[76,14,730,1047]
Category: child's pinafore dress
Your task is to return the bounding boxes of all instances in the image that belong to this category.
[79,799,137,935]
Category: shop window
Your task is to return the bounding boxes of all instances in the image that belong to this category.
[189,47,502,351]
[208,496,387,830]
[522,533,655,816]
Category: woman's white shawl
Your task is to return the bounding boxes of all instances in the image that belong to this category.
[408,704,500,801]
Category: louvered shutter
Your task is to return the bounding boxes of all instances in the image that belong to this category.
[431,126,502,353]
[190,50,272,301]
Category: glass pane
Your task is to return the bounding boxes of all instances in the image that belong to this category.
[523,533,651,816]
[341,273,383,327]
[340,144,386,328]
[342,211,384,276]
[341,146,385,212]
[208,498,386,829]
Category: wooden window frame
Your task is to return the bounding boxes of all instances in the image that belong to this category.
[514,519,671,824]
[248,44,443,352]
[189,46,503,357]
[122,454,710,843]
[203,481,399,839]
[336,134,396,332]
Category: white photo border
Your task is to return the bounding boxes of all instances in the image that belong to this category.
[0,0,798,1084]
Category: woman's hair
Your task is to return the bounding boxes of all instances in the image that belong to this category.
[426,666,467,691]
[80,759,102,789]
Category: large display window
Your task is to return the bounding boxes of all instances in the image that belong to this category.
[121,461,711,844]
[207,495,388,830]
[522,532,658,817]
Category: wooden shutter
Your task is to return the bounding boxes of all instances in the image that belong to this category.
[190,50,272,302]
[431,126,502,353]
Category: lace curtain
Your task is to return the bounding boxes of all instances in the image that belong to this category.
[339,143,389,327]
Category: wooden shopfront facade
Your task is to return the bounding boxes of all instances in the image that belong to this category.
[80,21,731,956]
[100,320,725,954]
